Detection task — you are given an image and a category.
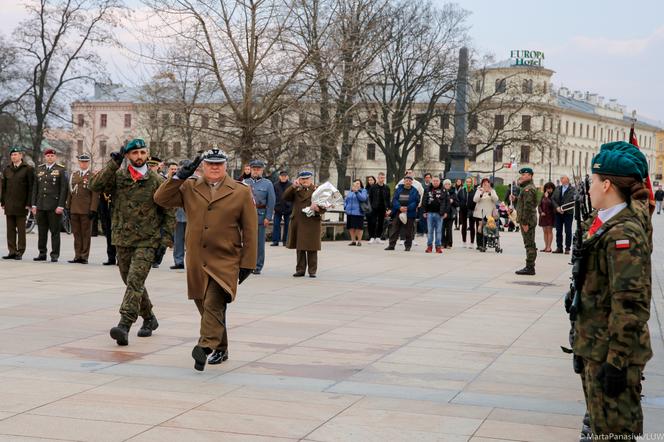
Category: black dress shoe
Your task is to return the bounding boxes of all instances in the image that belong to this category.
[2,254,17,260]
[270,243,279,247]
[79,259,88,264]
[151,263,159,268]
[169,264,184,269]
[552,249,564,254]
[137,315,159,337]
[252,269,261,275]
[404,247,411,251]
[68,258,81,263]
[293,272,305,277]
[110,323,130,346]
[207,349,228,365]
[192,345,212,371]
[14,255,22,260]
[103,259,116,266]
[50,257,58,262]
[309,274,316,278]
[34,255,47,261]
[384,246,395,250]
[515,266,536,275]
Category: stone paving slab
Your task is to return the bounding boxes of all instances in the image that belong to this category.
[0,215,663,441]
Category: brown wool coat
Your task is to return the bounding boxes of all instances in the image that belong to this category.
[282,184,324,251]
[154,175,257,301]
[66,170,100,215]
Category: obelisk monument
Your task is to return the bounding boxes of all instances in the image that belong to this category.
[446,46,469,180]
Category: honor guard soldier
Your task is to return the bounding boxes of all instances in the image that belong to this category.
[89,139,175,346]
[98,192,116,265]
[243,160,275,274]
[282,171,324,277]
[1,146,34,260]
[154,148,257,371]
[66,154,99,264]
[514,167,538,275]
[574,142,652,439]
[32,148,68,262]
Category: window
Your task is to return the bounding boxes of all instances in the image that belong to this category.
[99,140,107,158]
[550,119,554,133]
[556,148,561,165]
[439,143,449,161]
[593,126,596,139]
[557,120,561,134]
[468,144,477,161]
[600,127,604,140]
[543,81,547,93]
[415,143,423,161]
[77,114,84,127]
[100,114,107,128]
[218,113,226,128]
[585,152,589,169]
[124,113,131,128]
[441,113,450,130]
[494,145,503,163]
[367,115,377,131]
[469,113,478,130]
[494,114,505,130]
[579,123,583,138]
[521,115,531,132]
[572,150,576,165]
[366,143,376,161]
[174,113,182,126]
[162,113,170,126]
[564,150,568,165]
[299,111,308,127]
[565,121,569,135]
[495,78,506,94]
[586,125,589,138]
[77,140,83,156]
[475,79,482,92]
[573,122,576,137]
[200,140,208,150]
[149,112,157,126]
[173,142,181,157]
[520,145,530,163]
[522,79,533,94]
[201,114,209,129]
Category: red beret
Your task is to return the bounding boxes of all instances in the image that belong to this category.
[44,148,56,155]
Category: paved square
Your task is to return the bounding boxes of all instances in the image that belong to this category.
[0,216,663,441]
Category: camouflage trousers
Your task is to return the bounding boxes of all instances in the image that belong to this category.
[582,359,644,440]
[116,246,155,325]
[520,226,537,267]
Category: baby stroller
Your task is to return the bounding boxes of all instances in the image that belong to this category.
[480,215,503,253]
[497,203,509,231]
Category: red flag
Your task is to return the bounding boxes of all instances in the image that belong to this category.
[629,125,655,209]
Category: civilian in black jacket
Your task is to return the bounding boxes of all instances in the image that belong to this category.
[442,179,458,248]
[423,176,449,253]
[456,177,477,247]
[271,171,293,246]
[655,186,664,214]
[551,175,575,254]
[367,172,390,243]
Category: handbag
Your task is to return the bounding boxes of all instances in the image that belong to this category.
[360,196,372,215]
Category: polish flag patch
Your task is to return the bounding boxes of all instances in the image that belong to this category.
[615,239,630,249]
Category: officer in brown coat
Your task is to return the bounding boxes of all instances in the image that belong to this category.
[154,148,257,371]
[66,153,99,264]
[282,171,324,277]
[1,146,34,260]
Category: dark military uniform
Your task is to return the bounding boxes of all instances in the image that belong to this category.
[516,179,537,270]
[32,162,68,260]
[66,168,99,262]
[98,192,116,264]
[89,160,175,333]
[1,160,34,258]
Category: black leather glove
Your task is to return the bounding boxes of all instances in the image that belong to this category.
[564,290,573,313]
[597,362,627,398]
[176,156,203,180]
[88,211,97,220]
[110,150,123,166]
[238,268,252,285]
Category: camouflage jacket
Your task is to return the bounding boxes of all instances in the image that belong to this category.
[516,180,537,226]
[89,161,175,248]
[573,202,652,369]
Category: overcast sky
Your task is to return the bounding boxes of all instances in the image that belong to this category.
[1,0,663,123]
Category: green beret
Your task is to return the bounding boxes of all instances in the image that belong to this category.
[9,146,23,154]
[591,141,648,180]
[124,138,146,154]
[519,167,533,175]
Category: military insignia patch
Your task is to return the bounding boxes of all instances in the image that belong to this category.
[615,239,630,249]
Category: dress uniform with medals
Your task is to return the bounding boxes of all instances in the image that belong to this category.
[32,148,68,262]
[515,167,538,275]
[154,148,258,371]
[66,153,99,264]
[573,142,652,438]
[89,139,175,346]
[1,146,34,260]
[243,159,275,275]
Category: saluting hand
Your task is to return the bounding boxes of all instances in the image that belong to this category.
[176,155,203,180]
[110,150,123,166]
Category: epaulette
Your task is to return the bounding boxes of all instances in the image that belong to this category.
[187,175,198,180]
[37,163,45,168]
[57,163,65,167]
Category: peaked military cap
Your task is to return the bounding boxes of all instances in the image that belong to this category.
[124,138,146,153]
[201,147,227,163]
[591,141,648,180]
[279,170,288,176]
[297,170,313,178]
[146,156,161,166]
[249,159,266,168]
[77,153,91,161]
[8,146,23,154]
[518,167,533,174]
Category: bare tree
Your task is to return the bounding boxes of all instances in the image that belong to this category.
[360,1,468,183]
[0,35,29,117]
[14,0,123,158]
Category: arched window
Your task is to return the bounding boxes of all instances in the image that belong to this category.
[495,78,506,94]
[522,79,533,94]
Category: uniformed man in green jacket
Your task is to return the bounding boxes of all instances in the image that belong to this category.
[89,139,175,346]
[514,167,538,275]
[1,146,34,260]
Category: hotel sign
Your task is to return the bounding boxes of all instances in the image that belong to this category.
[510,50,544,67]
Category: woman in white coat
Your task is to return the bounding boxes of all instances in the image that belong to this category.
[473,178,499,250]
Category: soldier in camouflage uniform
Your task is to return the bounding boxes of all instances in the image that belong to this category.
[89,139,175,346]
[573,141,652,440]
[514,167,538,275]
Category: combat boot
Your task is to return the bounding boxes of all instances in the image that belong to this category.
[137,315,159,337]
[579,412,591,442]
[110,323,130,346]
[515,266,536,275]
